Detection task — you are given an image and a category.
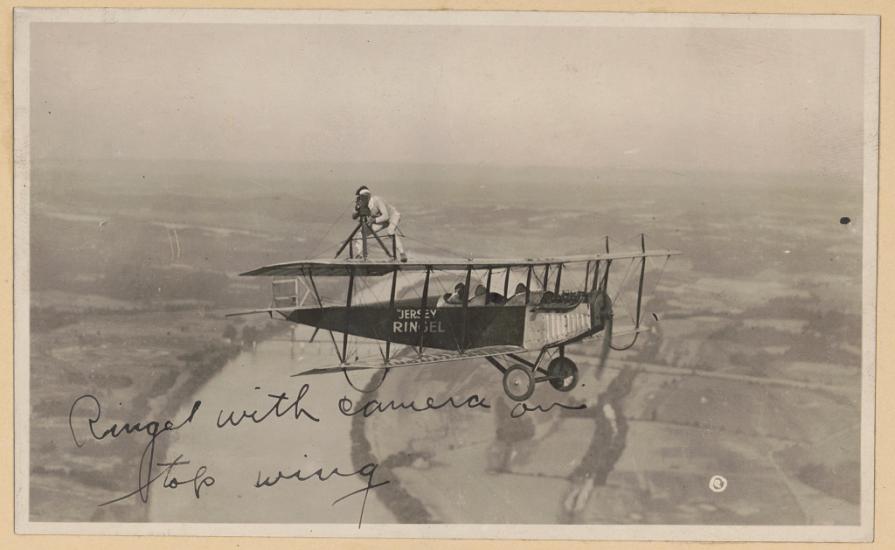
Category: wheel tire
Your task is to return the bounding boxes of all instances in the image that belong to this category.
[502,364,535,402]
[547,356,579,392]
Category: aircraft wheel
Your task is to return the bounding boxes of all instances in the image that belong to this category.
[547,356,579,392]
[503,364,535,402]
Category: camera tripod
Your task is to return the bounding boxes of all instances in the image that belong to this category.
[334,214,398,261]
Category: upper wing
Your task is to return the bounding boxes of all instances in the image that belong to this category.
[291,344,526,377]
[241,249,681,277]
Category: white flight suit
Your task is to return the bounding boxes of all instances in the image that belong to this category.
[355,194,406,257]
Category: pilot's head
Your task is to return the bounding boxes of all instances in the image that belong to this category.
[515,283,527,295]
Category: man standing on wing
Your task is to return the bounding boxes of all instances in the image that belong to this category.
[353,185,408,262]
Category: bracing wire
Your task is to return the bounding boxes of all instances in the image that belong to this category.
[399,221,473,259]
[306,200,354,259]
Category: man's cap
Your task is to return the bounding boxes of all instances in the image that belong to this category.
[355,185,371,196]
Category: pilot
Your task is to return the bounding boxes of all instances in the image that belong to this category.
[487,291,507,305]
[445,282,467,305]
[353,186,407,263]
[505,283,528,305]
[437,284,458,307]
[468,284,488,306]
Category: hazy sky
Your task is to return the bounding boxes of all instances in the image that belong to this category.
[29,21,866,174]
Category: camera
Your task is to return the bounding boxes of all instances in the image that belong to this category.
[352,193,372,220]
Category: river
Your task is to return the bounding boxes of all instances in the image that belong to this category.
[147,336,396,524]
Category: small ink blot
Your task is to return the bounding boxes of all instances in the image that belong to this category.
[840,216,851,225]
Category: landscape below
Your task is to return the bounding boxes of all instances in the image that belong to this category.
[28,160,863,524]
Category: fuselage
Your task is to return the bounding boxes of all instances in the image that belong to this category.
[287,291,605,352]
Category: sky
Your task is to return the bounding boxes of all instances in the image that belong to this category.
[28,20,867,175]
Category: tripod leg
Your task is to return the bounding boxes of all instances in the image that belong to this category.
[370,228,394,259]
[335,222,363,259]
[361,218,368,260]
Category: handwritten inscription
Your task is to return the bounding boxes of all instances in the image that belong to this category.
[510,401,586,418]
[393,308,446,334]
[216,383,320,428]
[255,461,388,528]
[100,454,215,507]
[67,383,585,527]
[69,393,202,449]
[68,394,207,506]
[338,393,490,418]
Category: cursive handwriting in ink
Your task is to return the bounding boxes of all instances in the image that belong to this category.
[255,461,389,528]
[68,394,205,506]
[69,394,202,448]
[216,383,320,428]
[69,394,204,506]
[338,394,490,418]
[510,401,586,418]
[98,454,215,507]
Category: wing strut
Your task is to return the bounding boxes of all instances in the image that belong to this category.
[584,260,590,292]
[503,266,511,298]
[634,233,647,329]
[385,268,398,362]
[600,238,612,293]
[591,260,600,293]
[554,263,563,294]
[308,272,343,363]
[460,266,472,351]
[342,268,355,362]
[485,268,493,305]
[525,265,533,304]
[418,267,430,354]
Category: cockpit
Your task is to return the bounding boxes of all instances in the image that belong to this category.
[436,280,588,310]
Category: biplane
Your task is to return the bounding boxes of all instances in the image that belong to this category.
[233,212,679,401]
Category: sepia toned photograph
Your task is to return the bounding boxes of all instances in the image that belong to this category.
[13,9,878,540]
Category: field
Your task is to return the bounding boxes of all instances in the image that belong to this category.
[26,159,864,523]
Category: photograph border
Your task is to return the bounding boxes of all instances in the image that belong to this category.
[3,2,889,547]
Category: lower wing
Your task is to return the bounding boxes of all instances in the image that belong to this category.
[578,324,650,342]
[291,344,526,377]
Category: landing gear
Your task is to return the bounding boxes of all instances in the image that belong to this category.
[502,364,535,402]
[490,349,578,401]
[546,356,579,392]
